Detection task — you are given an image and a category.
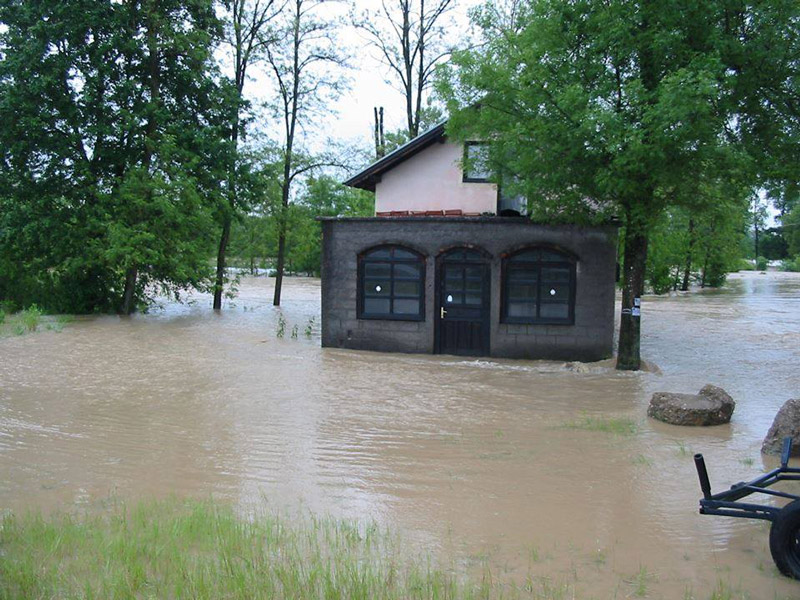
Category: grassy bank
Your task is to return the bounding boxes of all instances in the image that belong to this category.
[0,498,558,600]
[0,304,72,337]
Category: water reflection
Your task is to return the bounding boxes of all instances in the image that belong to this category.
[1,272,799,597]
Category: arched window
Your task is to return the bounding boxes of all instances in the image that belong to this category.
[502,247,576,324]
[358,246,425,320]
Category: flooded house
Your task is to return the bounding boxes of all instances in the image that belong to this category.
[320,122,619,360]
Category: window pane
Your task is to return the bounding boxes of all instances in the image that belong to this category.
[394,263,421,279]
[444,282,463,295]
[540,250,567,262]
[445,267,462,279]
[393,248,417,260]
[364,298,391,314]
[509,250,540,263]
[464,143,491,180]
[394,281,420,297]
[508,302,535,318]
[540,284,570,303]
[366,248,391,259]
[465,279,482,292]
[364,278,390,296]
[465,293,482,305]
[508,284,536,300]
[509,268,538,284]
[463,249,483,261]
[465,266,482,280]
[541,267,571,283]
[364,263,390,278]
[540,303,569,320]
[393,299,420,315]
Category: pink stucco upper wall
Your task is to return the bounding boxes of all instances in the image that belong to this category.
[374,139,498,214]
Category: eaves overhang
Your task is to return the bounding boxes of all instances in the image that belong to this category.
[342,121,447,192]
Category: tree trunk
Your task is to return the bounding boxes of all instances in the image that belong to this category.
[680,218,695,291]
[121,266,138,315]
[273,203,287,306]
[213,215,231,309]
[754,221,759,259]
[616,218,648,371]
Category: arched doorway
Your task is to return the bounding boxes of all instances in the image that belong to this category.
[435,247,491,356]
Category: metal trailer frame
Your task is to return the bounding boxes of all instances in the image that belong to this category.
[694,437,800,579]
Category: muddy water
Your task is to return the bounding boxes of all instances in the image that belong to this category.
[1,271,799,598]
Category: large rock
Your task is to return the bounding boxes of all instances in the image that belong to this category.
[762,399,800,456]
[647,385,735,426]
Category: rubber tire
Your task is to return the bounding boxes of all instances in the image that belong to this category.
[769,500,800,579]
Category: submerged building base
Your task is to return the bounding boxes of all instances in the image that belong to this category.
[320,217,618,361]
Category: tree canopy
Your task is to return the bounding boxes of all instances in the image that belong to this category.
[440,0,799,369]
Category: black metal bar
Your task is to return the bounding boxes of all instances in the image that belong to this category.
[701,499,781,516]
[739,486,800,501]
[694,454,712,499]
[707,469,783,501]
[781,436,793,468]
[699,506,776,521]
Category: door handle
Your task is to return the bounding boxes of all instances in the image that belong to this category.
[440,307,447,319]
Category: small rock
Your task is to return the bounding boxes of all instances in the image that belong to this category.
[762,399,800,456]
[647,385,735,426]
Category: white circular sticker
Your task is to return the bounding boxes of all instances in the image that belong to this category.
[550,288,556,296]
[375,285,382,292]
[446,294,453,302]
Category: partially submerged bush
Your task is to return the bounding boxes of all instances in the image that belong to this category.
[20,304,43,332]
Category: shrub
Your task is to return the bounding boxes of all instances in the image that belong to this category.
[736,258,754,271]
[781,256,800,272]
[21,304,43,332]
[756,256,768,270]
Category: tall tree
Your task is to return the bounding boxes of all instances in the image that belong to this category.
[213,0,281,310]
[355,0,454,139]
[265,0,347,306]
[440,0,798,370]
[0,0,228,313]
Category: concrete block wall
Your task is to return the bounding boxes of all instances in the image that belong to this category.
[320,217,618,361]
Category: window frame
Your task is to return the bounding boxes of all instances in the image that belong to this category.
[501,247,576,325]
[357,245,426,321]
[462,141,492,183]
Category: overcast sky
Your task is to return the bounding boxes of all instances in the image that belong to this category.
[236,0,482,157]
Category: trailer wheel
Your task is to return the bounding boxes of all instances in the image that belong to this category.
[769,500,800,579]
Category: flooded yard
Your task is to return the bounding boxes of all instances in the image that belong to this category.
[1,271,799,598]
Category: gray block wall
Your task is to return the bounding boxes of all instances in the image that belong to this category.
[320,217,618,361]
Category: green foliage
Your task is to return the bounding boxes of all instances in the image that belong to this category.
[20,305,42,332]
[561,415,638,436]
[755,256,768,271]
[276,313,286,338]
[0,0,230,313]
[784,205,800,257]
[1,497,561,599]
[229,174,373,277]
[781,256,800,272]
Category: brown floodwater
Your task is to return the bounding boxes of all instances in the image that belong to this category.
[1,271,799,598]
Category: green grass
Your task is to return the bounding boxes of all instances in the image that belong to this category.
[0,307,71,338]
[561,415,639,436]
[0,497,574,600]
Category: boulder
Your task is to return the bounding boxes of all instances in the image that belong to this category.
[647,385,735,426]
[762,399,800,456]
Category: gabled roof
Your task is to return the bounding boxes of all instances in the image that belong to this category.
[343,121,447,191]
